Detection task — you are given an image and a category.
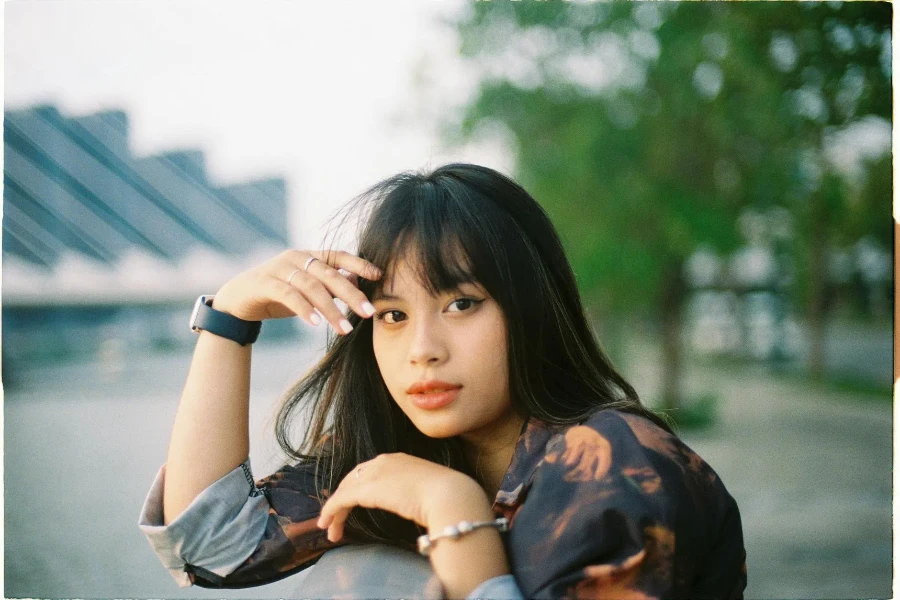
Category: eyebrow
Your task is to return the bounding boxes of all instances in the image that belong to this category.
[372,283,485,303]
[371,293,404,302]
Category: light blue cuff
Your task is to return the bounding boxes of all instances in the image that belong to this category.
[137,460,270,587]
[466,574,524,600]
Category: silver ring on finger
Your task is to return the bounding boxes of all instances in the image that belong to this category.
[286,269,301,286]
[303,256,318,272]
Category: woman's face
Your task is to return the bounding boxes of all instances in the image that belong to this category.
[371,255,515,440]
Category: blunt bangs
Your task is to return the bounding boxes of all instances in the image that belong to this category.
[354,171,511,303]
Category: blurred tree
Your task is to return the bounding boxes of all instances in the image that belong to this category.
[449,1,891,407]
[762,3,892,376]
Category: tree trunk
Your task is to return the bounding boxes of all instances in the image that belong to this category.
[807,209,828,379]
[660,260,687,411]
[894,218,899,385]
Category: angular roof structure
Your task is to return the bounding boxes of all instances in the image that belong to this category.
[4,104,289,268]
[3,105,291,306]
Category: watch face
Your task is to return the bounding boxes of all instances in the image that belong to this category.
[190,295,213,332]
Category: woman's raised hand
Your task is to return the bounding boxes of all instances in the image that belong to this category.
[212,250,382,334]
[316,453,492,543]
[316,454,509,598]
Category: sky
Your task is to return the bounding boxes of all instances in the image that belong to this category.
[4,1,894,236]
[4,0,514,249]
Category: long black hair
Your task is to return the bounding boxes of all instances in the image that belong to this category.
[275,163,670,545]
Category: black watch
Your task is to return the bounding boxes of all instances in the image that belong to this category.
[189,295,262,346]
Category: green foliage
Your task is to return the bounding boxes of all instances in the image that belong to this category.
[451,1,892,316]
[661,392,719,432]
[853,153,893,245]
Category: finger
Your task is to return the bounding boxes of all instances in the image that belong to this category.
[318,493,356,542]
[318,460,375,526]
[268,280,321,326]
[287,273,355,334]
[317,511,333,529]
[328,519,347,543]
[319,469,360,521]
[312,250,382,281]
[324,506,352,542]
[304,259,376,319]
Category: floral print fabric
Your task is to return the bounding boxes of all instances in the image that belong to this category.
[189,409,746,598]
[495,410,746,599]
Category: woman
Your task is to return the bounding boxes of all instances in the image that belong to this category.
[140,164,746,598]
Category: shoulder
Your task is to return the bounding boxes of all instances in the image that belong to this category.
[510,410,745,596]
[542,409,715,480]
[578,407,671,452]
[527,409,733,513]
[533,410,668,478]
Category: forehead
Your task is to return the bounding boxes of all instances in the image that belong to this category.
[372,249,477,300]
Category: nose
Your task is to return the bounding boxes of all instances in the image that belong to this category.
[407,316,449,366]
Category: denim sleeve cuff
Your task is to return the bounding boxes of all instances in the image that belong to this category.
[466,574,524,600]
[137,460,270,587]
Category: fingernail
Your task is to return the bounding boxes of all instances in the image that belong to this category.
[362,302,376,317]
[340,319,353,334]
[310,313,322,326]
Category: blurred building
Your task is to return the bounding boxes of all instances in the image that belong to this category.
[683,231,892,387]
[3,104,295,372]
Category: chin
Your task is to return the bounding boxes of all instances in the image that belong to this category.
[407,415,470,439]
[413,422,464,439]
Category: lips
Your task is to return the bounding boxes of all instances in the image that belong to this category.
[406,380,462,410]
[406,380,461,394]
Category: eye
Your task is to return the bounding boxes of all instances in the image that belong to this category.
[375,309,407,324]
[447,298,483,313]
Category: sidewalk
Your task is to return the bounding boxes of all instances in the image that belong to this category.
[624,339,893,599]
[4,337,892,598]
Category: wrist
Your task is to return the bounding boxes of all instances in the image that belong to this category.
[210,286,241,318]
[210,283,258,322]
[423,475,493,533]
[422,480,510,599]
[209,298,238,319]
[418,516,509,556]
[190,295,261,346]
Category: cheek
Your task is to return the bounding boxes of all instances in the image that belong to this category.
[494,340,511,393]
[470,316,510,392]
[372,331,399,392]
[372,332,388,375]
[493,327,512,398]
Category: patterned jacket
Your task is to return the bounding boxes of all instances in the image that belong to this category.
[149,409,747,598]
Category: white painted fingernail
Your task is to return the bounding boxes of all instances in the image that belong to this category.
[362,302,376,317]
[340,319,353,334]
[310,313,321,326]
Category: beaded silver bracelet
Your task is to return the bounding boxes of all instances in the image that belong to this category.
[416,516,509,556]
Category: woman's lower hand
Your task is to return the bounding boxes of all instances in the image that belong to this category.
[316,453,493,543]
[212,249,382,334]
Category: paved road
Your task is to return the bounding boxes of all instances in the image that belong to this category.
[623,338,893,599]
[795,318,893,386]
[4,333,893,598]
[5,336,326,599]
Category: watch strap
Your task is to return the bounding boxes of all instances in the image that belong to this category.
[190,295,261,346]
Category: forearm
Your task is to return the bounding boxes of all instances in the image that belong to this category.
[426,482,511,598]
[163,330,252,524]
